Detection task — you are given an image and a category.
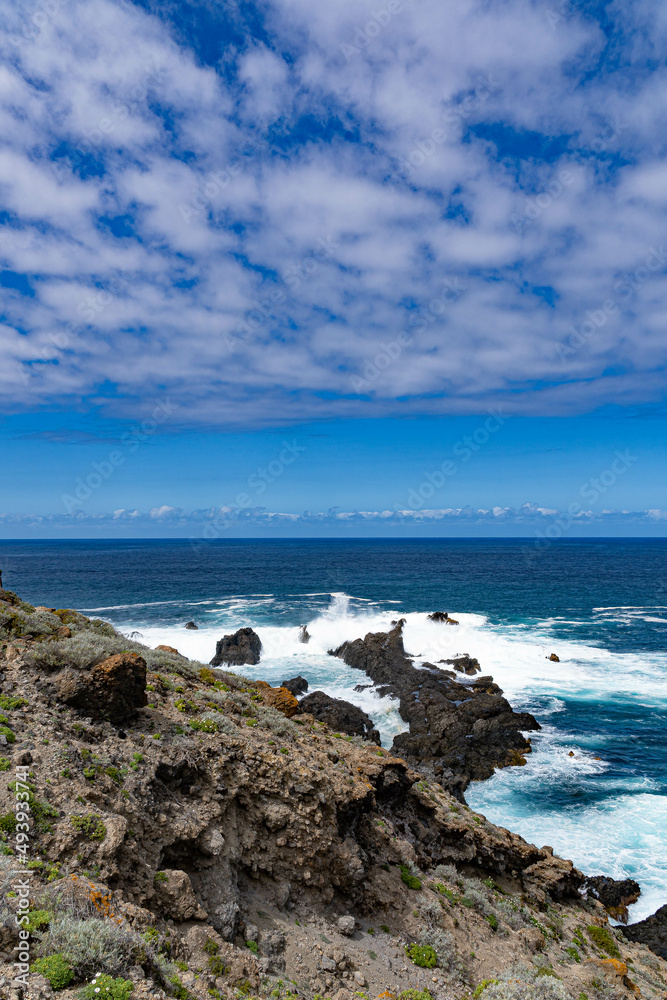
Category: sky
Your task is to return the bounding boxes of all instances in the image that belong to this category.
[0,0,666,537]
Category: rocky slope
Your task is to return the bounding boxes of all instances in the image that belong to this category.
[0,585,665,1000]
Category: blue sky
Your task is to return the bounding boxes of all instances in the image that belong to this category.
[0,0,666,537]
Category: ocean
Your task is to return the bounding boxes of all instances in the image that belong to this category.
[2,537,666,922]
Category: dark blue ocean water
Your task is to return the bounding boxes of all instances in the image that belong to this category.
[1,537,666,919]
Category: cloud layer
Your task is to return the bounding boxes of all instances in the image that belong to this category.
[1,0,667,424]
[2,502,666,532]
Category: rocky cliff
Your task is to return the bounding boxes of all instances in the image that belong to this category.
[0,586,665,1000]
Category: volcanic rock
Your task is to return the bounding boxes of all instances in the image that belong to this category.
[330,625,540,793]
[440,654,481,675]
[298,625,311,643]
[281,675,309,696]
[210,627,261,666]
[255,681,299,717]
[55,651,147,724]
[299,691,381,744]
[428,612,459,624]
[585,875,641,923]
[621,904,667,959]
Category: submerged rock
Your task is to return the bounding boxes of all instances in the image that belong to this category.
[329,624,539,793]
[184,621,198,629]
[299,690,381,744]
[211,627,261,666]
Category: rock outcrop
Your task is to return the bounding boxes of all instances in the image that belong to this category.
[298,690,381,744]
[584,875,641,923]
[210,627,261,666]
[55,650,148,723]
[440,654,481,675]
[621,904,667,959]
[298,625,310,643]
[281,675,309,696]
[255,680,299,717]
[330,624,540,793]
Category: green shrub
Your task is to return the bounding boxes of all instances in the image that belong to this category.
[0,725,16,743]
[399,864,422,890]
[0,694,27,710]
[208,955,229,976]
[71,814,107,840]
[82,973,134,999]
[154,871,168,884]
[486,913,498,931]
[169,975,193,1000]
[399,991,434,1000]
[27,909,52,932]
[587,925,621,959]
[0,812,16,834]
[203,938,219,955]
[187,717,219,733]
[406,943,437,968]
[246,940,259,954]
[32,953,73,989]
[0,757,10,772]
[472,982,498,999]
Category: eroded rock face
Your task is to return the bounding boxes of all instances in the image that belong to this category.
[330,625,540,793]
[521,850,584,904]
[299,691,381,744]
[621,904,667,959]
[55,651,147,723]
[154,869,208,921]
[210,627,261,666]
[584,875,641,923]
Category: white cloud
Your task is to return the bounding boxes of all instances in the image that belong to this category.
[0,0,665,424]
